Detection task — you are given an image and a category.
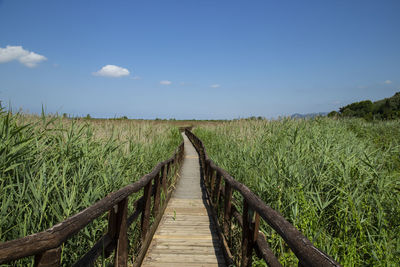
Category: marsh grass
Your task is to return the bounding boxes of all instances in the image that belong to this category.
[194,118,400,266]
[0,110,181,266]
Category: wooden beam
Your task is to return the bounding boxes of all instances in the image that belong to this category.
[153,173,161,216]
[114,199,128,267]
[141,181,152,242]
[34,246,61,267]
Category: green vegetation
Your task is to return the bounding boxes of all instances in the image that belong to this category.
[0,109,182,266]
[194,118,400,266]
[329,92,400,120]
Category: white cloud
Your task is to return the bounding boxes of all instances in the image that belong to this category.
[384,80,392,84]
[93,65,130,77]
[160,80,172,85]
[0,45,47,67]
[131,75,141,80]
[210,84,220,88]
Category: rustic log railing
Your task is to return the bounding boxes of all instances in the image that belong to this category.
[185,129,341,267]
[0,142,184,267]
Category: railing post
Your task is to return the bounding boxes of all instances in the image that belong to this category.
[114,199,128,267]
[210,169,216,195]
[253,212,260,244]
[200,152,206,178]
[106,198,128,266]
[165,162,170,187]
[153,172,161,216]
[206,163,211,186]
[241,200,251,267]
[223,182,233,242]
[106,205,118,258]
[161,165,167,199]
[34,247,61,267]
[213,172,222,208]
[141,180,152,242]
[241,200,259,267]
[203,162,208,184]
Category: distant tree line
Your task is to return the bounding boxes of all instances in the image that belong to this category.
[328,92,400,120]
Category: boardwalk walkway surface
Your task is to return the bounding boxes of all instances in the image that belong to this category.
[142,134,226,267]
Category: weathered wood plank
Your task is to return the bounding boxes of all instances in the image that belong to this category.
[142,134,226,266]
[142,263,222,267]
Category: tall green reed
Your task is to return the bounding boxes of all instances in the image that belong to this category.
[194,118,400,266]
[0,109,181,265]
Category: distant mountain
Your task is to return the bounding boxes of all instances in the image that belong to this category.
[291,112,328,119]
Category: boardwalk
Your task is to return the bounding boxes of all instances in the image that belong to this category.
[142,133,226,267]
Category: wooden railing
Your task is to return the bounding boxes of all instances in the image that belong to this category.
[185,129,341,267]
[0,142,184,267]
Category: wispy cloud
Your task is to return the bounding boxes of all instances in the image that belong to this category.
[131,75,141,80]
[0,45,47,67]
[160,80,172,85]
[210,84,220,88]
[384,80,392,84]
[93,65,130,77]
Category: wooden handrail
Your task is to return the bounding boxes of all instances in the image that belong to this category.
[185,129,341,267]
[0,142,184,266]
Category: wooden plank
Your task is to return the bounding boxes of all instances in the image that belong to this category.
[150,246,221,251]
[144,254,223,263]
[151,240,220,246]
[150,249,222,255]
[142,263,222,267]
[142,134,225,266]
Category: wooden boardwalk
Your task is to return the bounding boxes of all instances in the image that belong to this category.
[142,134,226,267]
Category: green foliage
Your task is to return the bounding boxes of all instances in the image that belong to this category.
[333,92,400,120]
[327,111,339,118]
[340,100,373,118]
[0,109,181,266]
[194,118,400,266]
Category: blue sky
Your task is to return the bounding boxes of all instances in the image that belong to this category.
[0,0,399,119]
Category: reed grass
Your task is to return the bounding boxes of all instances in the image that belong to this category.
[194,118,400,266]
[0,109,181,266]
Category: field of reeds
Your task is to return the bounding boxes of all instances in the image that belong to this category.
[0,109,182,266]
[194,118,400,266]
